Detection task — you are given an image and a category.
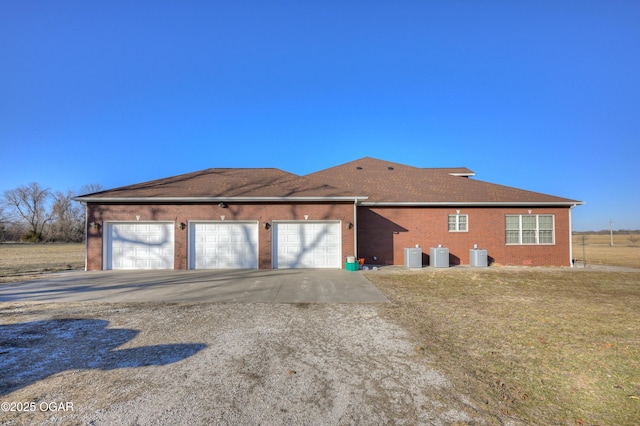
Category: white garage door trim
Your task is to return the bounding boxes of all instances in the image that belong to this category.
[272,221,342,269]
[104,221,175,270]
[188,221,259,269]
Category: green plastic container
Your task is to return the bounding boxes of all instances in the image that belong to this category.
[346,262,358,271]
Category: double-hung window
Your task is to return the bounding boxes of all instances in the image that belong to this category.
[448,214,468,232]
[505,214,554,244]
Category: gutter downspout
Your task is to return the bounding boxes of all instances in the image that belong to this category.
[82,203,88,271]
[569,204,576,267]
[353,198,358,260]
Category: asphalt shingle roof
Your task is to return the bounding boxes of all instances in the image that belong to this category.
[79,168,355,199]
[306,157,581,204]
[76,157,581,205]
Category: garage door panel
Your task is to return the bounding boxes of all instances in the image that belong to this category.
[106,222,174,270]
[189,222,258,269]
[273,222,341,269]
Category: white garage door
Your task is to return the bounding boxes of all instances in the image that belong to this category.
[189,222,258,269]
[105,222,175,270]
[273,221,341,268]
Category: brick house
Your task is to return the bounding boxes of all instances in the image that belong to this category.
[74,157,582,270]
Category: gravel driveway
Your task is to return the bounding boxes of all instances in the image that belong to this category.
[1,301,483,425]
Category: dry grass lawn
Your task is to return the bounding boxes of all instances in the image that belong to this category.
[0,243,84,284]
[368,268,640,425]
[573,233,640,268]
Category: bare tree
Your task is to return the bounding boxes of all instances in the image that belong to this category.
[50,190,85,242]
[2,183,54,242]
[79,183,103,196]
[579,234,589,267]
[629,234,640,248]
[0,205,7,241]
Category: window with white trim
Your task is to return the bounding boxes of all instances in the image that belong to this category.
[505,214,554,244]
[448,214,468,232]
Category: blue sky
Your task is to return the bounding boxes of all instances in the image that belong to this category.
[1,1,638,231]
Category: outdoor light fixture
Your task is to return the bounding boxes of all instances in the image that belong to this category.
[177,222,186,230]
[263,222,271,230]
[218,202,228,208]
[346,221,353,229]
[89,221,102,230]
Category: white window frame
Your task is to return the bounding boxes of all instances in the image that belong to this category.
[505,214,555,245]
[448,214,468,232]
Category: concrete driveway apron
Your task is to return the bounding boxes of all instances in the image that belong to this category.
[0,269,389,303]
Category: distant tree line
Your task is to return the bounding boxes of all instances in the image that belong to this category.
[0,182,102,243]
[573,230,640,234]
[573,230,639,247]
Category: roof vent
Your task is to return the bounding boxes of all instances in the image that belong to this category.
[387,166,394,170]
[356,166,363,170]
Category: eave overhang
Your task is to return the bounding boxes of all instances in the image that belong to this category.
[361,201,584,207]
[73,196,582,207]
[73,196,369,204]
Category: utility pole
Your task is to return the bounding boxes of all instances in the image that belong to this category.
[610,219,614,247]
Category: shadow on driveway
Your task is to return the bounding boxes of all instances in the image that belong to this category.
[0,269,389,303]
[0,318,206,396]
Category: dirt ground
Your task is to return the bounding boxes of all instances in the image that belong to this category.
[0,301,494,425]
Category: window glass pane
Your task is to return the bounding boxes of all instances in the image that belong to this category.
[448,215,456,231]
[506,230,520,244]
[539,215,553,230]
[522,230,536,244]
[522,216,536,230]
[505,215,519,230]
[506,215,520,243]
[459,215,468,231]
[539,230,553,244]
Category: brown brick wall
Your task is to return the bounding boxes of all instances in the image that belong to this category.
[86,202,572,270]
[357,206,572,267]
[86,202,355,270]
